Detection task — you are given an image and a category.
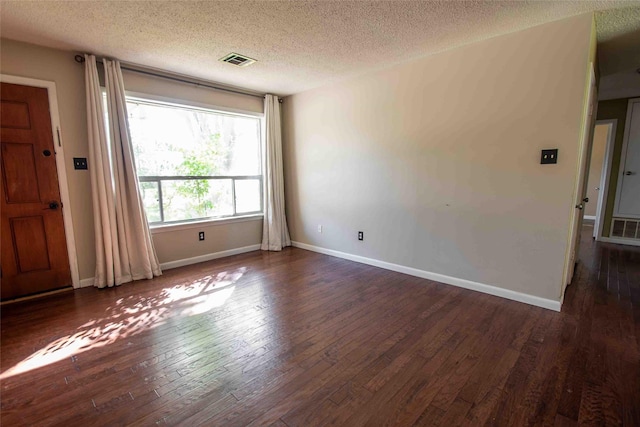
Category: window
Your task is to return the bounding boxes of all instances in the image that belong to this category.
[125,96,262,225]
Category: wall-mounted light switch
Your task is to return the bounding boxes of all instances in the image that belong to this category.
[73,157,88,170]
[540,149,558,164]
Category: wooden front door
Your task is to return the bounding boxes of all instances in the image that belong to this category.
[1,82,71,300]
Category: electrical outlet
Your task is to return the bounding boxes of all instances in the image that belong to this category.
[198,231,205,241]
[358,231,364,241]
[318,225,323,233]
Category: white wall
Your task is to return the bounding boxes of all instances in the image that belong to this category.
[599,70,640,101]
[0,39,264,280]
[282,13,594,304]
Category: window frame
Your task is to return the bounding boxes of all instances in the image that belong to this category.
[123,91,265,229]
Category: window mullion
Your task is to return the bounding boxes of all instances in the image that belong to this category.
[231,178,237,216]
[157,179,165,223]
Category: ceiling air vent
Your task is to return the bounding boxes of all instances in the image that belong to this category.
[220,53,256,67]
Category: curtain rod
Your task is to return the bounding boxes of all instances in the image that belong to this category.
[74,54,280,102]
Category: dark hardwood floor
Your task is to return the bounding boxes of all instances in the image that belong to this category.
[1,225,639,426]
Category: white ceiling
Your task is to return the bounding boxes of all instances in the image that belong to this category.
[1,1,640,96]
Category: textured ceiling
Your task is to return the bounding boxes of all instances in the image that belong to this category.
[1,1,639,96]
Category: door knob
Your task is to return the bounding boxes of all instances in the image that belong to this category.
[48,201,60,210]
[576,204,584,210]
[625,171,635,176]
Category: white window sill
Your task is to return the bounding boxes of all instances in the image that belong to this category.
[150,214,263,234]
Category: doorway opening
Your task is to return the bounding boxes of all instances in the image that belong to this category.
[587,120,617,241]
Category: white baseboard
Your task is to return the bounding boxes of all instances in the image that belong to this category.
[76,244,262,288]
[77,277,95,288]
[599,237,640,247]
[583,215,596,220]
[160,244,261,270]
[292,241,561,312]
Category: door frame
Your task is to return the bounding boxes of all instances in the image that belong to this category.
[612,97,640,219]
[0,74,80,288]
[593,119,617,241]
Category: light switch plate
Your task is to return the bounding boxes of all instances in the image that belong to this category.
[73,157,88,170]
[541,149,558,164]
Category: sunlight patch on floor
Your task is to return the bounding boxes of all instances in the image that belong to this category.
[0,267,246,379]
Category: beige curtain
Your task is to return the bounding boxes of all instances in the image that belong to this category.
[85,54,161,287]
[261,94,291,251]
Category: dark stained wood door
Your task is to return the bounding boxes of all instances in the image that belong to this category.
[1,82,71,300]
